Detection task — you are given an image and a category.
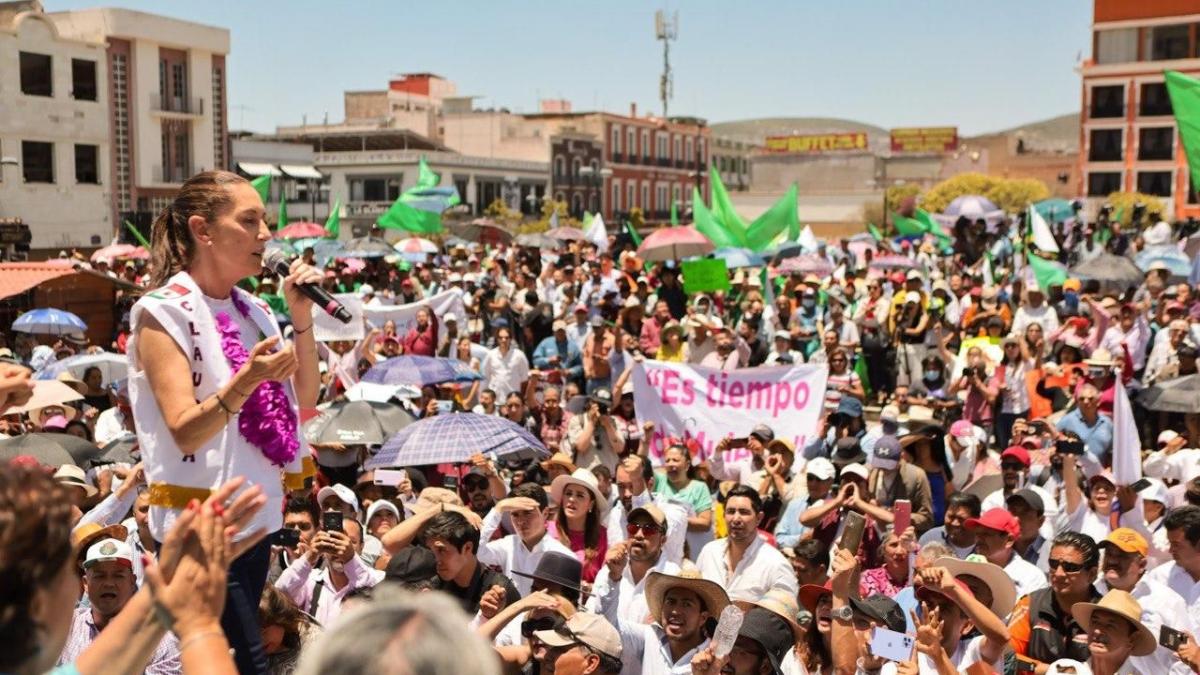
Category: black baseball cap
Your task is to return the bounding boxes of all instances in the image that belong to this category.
[384,546,437,587]
[738,607,796,675]
[848,594,906,633]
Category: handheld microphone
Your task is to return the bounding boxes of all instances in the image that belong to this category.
[262,249,353,324]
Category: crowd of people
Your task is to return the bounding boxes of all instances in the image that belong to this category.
[2,171,1200,675]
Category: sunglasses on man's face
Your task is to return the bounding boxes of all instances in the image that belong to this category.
[520,616,563,638]
[464,478,489,491]
[1047,558,1086,573]
[627,521,662,537]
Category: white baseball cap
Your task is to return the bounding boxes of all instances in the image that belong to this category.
[444,312,458,323]
[840,462,869,481]
[317,484,360,515]
[805,457,836,481]
[83,538,134,569]
[1138,477,1169,505]
[1157,430,1180,446]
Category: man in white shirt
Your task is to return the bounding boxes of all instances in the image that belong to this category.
[1095,528,1196,675]
[1144,430,1200,485]
[589,504,680,627]
[481,326,529,399]
[695,485,798,602]
[476,482,573,596]
[965,508,1048,599]
[1145,505,1200,634]
[607,456,687,566]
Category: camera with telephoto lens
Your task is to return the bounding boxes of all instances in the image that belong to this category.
[595,401,610,416]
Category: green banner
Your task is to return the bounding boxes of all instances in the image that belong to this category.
[682,258,731,294]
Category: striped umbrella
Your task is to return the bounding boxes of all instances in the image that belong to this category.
[13,308,88,336]
[366,412,548,468]
[778,254,833,276]
[362,355,481,387]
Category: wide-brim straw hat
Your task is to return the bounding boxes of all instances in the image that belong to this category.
[540,452,578,475]
[645,569,729,626]
[550,468,608,517]
[1071,589,1156,657]
[932,555,1016,619]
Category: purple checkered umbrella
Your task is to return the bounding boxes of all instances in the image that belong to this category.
[778,254,833,276]
[366,412,548,467]
[362,355,482,387]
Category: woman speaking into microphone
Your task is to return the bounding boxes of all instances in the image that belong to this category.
[129,171,321,674]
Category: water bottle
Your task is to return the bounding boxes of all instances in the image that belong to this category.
[711,605,745,658]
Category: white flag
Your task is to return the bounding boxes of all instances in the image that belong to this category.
[1112,380,1142,485]
[798,225,818,252]
[1029,206,1060,253]
[586,212,609,253]
[548,210,559,229]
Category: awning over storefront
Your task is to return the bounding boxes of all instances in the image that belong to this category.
[237,162,282,177]
[280,164,323,180]
[0,262,76,301]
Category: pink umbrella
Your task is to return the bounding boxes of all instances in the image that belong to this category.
[547,227,587,242]
[90,243,138,262]
[778,254,833,276]
[636,226,714,262]
[341,258,366,273]
[276,221,329,240]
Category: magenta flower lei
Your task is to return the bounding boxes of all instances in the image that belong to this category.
[214,292,299,467]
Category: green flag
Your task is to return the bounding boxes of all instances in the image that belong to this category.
[692,186,741,249]
[670,200,678,226]
[708,166,748,245]
[867,223,883,242]
[251,174,271,204]
[745,184,798,252]
[377,199,442,234]
[324,198,341,239]
[1026,251,1068,291]
[624,221,643,246]
[277,195,288,231]
[914,208,951,244]
[1166,70,1200,194]
[891,212,926,237]
[582,212,594,228]
[853,353,872,399]
[123,220,150,248]
[416,156,438,189]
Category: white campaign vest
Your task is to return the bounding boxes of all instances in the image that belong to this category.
[128,271,312,541]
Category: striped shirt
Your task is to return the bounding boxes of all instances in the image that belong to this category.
[57,605,181,674]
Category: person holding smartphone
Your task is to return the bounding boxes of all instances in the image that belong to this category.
[273,512,383,626]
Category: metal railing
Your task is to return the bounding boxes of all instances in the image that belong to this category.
[152,164,193,184]
[150,95,205,115]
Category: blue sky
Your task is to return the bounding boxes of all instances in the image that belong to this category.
[49,1,1093,135]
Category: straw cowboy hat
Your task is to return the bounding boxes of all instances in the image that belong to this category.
[30,404,79,427]
[1071,589,1157,657]
[734,588,805,643]
[1084,348,1117,368]
[933,555,1016,619]
[645,569,729,626]
[550,468,608,516]
[539,452,577,475]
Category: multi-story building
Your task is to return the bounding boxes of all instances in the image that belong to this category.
[1,0,111,251]
[231,136,329,225]
[549,130,605,217]
[1079,0,1200,219]
[712,136,754,192]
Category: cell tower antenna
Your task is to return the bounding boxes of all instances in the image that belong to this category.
[655,9,678,118]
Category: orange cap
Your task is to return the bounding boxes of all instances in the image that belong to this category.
[1103,528,1148,556]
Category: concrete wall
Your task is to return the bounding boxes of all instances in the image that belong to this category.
[441,112,553,162]
[752,152,878,193]
[345,90,387,120]
[0,11,111,249]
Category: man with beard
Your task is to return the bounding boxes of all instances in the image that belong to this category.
[607,456,688,565]
[599,569,728,674]
[1146,506,1200,638]
[1093,528,1195,675]
[695,486,797,602]
[56,539,180,672]
[965,508,1047,599]
[699,325,744,371]
[591,504,680,626]
[477,482,574,597]
[1009,532,1101,670]
[981,446,1059,539]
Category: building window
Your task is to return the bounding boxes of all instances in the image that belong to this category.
[685,138,694,164]
[349,177,401,202]
[641,131,650,159]
[656,134,668,159]
[1088,129,1123,162]
[699,139,707,165]
[1144,24,1189,61]
[611,126,621,155]
[554,156,566,179]
[1139,82,1172,116]
[1087,171,1122,196]
[627,130,636,159]
[641,182,650,211]
[571,158,581,178]
[612,180,621,211]
[627,183,636,208]
[1138,127,1174,161]
[71,59,97,101]
[22,141,54,183]
[19,52,52,97]
[1137,171,1173,196]
[1090,85,1124,118]
[74,144,99,184]
[656,184,668,213]
[1095,28,1137,65]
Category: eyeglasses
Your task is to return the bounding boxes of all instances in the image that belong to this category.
[627,522,662,537]
[520,616,563,638]
[1047,558,1086,573]
[464,478,489,491]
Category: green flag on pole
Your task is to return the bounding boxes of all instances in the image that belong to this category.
[853,353,873,399]
[251,174,271,204]
[277,194,288,231]
[624,221,643,247]
[1026,251,1068,291]
[416,156,438,189]
[745,184,799,252]
[1166,69,1200,194]
[914,208,952,245]
[324,198,341,239]
[867,223,884,242]
[708,166,749,246]
[124,220,150,248]
[891,212,926,237]
[692,186,741,249]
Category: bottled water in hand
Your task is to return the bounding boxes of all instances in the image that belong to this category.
[711,605,745,658]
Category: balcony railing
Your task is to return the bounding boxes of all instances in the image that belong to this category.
[611,152,624,163]
[152,164,193,184]
[150,95,205,115]
[1089,103,1124,119]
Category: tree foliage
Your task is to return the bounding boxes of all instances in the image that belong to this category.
[886,184,921,215]
[1104,191,1167,226]
[919,172,1050,214]
[482,198,523,228]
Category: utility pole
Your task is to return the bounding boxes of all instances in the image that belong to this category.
[655,10,677,119]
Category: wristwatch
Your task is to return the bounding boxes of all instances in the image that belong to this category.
[831,606,853,622]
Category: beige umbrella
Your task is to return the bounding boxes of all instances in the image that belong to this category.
[6,380,85,418]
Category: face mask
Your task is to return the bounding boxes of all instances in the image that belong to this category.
[802,298,815,309]
[923,370,942,382]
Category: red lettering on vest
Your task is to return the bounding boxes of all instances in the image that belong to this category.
[181,300,193,312]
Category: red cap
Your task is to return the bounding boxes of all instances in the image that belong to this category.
[1000,446,1031,467]
[798,579,833,613]
[1069,316,1090,329]
[969,287,982,297]
[965,508,1020,537]
[890,272,905,285]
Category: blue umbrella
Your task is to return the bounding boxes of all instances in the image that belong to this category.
[36,351,127,384]
[710,248,765,269]
[340,236,393,259]
[1136,247,1191,278]
[366,412,547,467]
[310,239,345,267]
[362,355,482,387]
[13,308,87,336]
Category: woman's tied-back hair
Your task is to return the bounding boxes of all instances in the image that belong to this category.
[149,170,251,287]
[0,466,76,672]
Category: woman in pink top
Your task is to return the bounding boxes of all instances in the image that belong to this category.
[548,469,609,584]
[401,307,438,356]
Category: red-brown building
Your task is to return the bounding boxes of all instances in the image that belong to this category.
[1079,0,1200,220]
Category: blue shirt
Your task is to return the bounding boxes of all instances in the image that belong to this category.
[531,335,582,380]
[1055,409,1114,465]
[774,497,811,549]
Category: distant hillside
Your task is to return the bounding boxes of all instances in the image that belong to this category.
[966,113,1079,152]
